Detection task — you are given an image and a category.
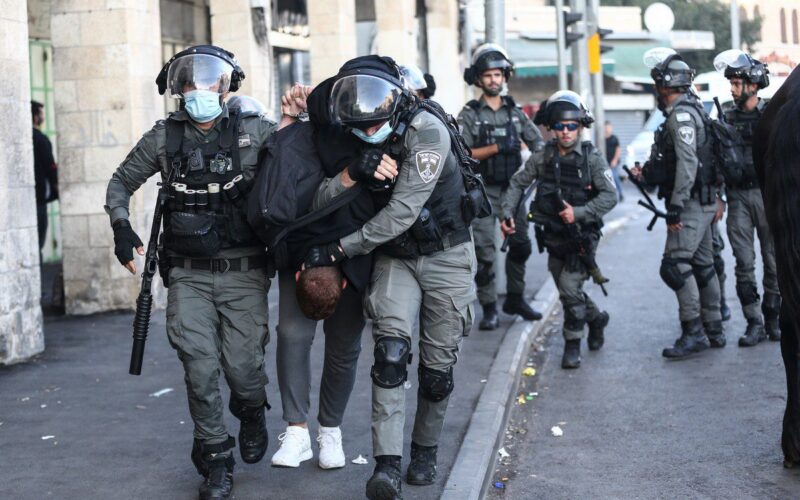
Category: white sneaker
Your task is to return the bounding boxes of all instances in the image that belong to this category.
[316,426,346,469]
[271,426,313,467]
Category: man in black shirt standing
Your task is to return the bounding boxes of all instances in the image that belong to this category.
[604,121,623,202]
[31,100,59,253]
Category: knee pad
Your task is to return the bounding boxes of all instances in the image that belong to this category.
[371,337,412,389]
[735,282,760,306]
[507,239,532,264]
[418,365,454,402]
[692,263,716,289]
[713,254,726,277]
[563,303,587,331]
[660,258,690,291]
[475,259,495,287]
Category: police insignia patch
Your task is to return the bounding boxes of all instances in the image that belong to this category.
[678,126,695,145]
[676,112,691,122]
[603,169,614,185]
[416,151,442,183]
[238,134,251,147]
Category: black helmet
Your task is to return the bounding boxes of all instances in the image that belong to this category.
[463,43,514,85]
[644,47,695,90]
[156,45,245,97]
[714,49,770,89]
[538,90,594,128]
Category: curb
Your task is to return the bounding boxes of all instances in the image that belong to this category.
[441,210,637,500]
[442,277,559,500]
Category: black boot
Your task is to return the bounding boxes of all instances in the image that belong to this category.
[561,339,581,369]
[663,318,710,359]
[587,311,609,351]
[229,398,269,464]
[195,437,235,500]
[502,293,543,321]
[738,318,766,347]
[763,293,782,341]
[704,320,726,348]
[479,303,500,330]
[366,455,403,500]
[720,300,732,322]
[406,442,438,485]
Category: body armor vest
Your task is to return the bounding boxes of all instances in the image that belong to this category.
[647,98,717,205]
[724,102,764,188]
[373,108,472,259]
[532,141,595,230]
[162,109,259,257]
[469,97,522,186]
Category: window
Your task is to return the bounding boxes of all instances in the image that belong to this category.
[781,8,787,43]
[794,9,799,44]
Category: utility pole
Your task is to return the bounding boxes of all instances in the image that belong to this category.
[485,0,506,47]
[555,0,568,89]
[730,0,741,49]
[587,0,605,155]
[569,0,590,106]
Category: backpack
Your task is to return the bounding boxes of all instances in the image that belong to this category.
[709,98,747,186]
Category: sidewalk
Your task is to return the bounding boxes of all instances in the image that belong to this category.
[0,248,548,499]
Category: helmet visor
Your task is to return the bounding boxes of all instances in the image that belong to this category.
[471,43,510,65]
[547,90,585,110]
[713,49,752,73]
[329,75,403,127]
[166,54,234,98]
[227,95,266,114]
[400,65,427,91]
[643,47,678,69]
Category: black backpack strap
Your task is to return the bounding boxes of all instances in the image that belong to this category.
[220,108,242,175]
[165,117,185,169]
[266,184,365,251]
[466,99,480,111]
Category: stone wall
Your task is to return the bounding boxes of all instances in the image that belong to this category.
[52,0,164,315]
[0,1,45,363]
[308,0,357,84]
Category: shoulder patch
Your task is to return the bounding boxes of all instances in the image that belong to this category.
[415,151,442,183]
[603,169,614,185]
[678,126,695,145]
[676,112,692,122]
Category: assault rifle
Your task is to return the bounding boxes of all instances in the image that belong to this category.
[623,163,666,231]
[129,166,177,376]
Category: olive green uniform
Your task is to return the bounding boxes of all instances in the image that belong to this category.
[502,142,617,340]
[105,105,276,445]
[457,97,544,305]
[315,110,476,456]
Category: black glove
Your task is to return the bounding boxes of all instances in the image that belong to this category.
[666,204,682,225]
[303,242,347,269]
[497,131,521,155]
[112,219,144,265]
[348,148,383,183]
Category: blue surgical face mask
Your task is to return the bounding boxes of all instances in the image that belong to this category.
[351,121,393,144]
[183,90,223,123]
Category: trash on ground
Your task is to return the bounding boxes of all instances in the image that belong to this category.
[403,381,412,390]
[551,426,563,437]
[40,404,47,408]
[135,405,147,410]
[480,379,487,383]
[494,482,505,489]
[351,454,368,465]
[21,397,30,402]
[517,394,526,405]
[522,367,536,377]
[41,435,55,440]
[149,388,174,398]
[179,421,185,425]
[498,447,510,459]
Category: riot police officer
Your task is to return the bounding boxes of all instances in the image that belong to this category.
[633,48,725,358]
[713,49,781,346]
[502,91,617,368]
[304,56,478,500]
[105,46,291,499]
[458,43,544,330]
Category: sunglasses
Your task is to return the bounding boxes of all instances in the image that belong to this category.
[552,122,580,132]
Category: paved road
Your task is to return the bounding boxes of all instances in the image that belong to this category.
[489,204,800,499]
[0,241,547,500]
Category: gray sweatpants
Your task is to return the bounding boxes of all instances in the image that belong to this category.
[275,269,365,427]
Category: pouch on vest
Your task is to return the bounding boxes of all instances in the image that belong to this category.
[166,212,221,257]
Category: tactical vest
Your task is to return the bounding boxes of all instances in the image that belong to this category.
[373,108,472,259]
[532,141,595,231]
[162,109,260,257]
[724,102,764,188]
[468,97,522,186]
[647,98,717,205]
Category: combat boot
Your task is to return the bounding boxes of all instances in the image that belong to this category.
[662,318,709,359]
[195,437,235,500]
[229,398,269,464]
[738,318,766,347]
[503,293,543,321]
[587,311,610,351]
[720,299,732,322]
[763,294,782,341]
[704,320,726,348]
[561,339,581,369]
[479,303,500,330]
[406,442,437,486]
[366,455,403,500]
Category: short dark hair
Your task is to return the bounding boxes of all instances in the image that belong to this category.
[296,266,344,321]
[31,100,44,119]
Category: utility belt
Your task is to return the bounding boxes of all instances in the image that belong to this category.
[531,214,600,257]
[168,176,251,213]
[168,255,267,273]
[380,227,472,259]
